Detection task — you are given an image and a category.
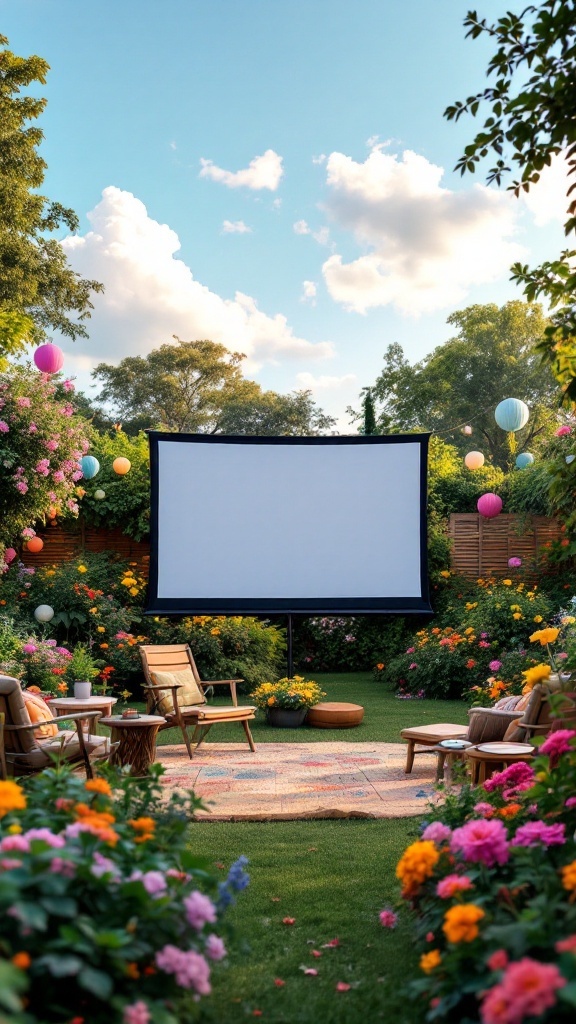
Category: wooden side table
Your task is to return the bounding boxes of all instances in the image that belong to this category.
[50,696,118,735]
[99,715,165,776]
[465,744,535,785]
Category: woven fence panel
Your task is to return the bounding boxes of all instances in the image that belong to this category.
[449,514,563,578]
[19,522,150,575]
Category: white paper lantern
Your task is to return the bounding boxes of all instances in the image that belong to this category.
[34,604,54,623]
[464,451,485,470]
[94,489,106,500]
[463,425,473,436]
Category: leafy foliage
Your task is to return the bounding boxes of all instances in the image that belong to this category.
[81,430,151,540]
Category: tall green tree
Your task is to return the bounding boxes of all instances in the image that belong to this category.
[444,2,576,406]
[364,301,558,468]
[361,388,378,435]
[0,36,102,363]
[92,338,335,435]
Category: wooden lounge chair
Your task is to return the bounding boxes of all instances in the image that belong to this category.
[139,644,256,758]
[0,674,114,779]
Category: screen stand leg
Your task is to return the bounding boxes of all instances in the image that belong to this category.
[287,613,293,679]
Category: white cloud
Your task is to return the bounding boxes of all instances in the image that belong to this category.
[301,280,317,304]
[293,219,331,246]
[199,149,284,191]
[272,197,282,210]
[312,154,326,165]
[520,152,572,226]
[221,219,252,234]
[321,148,524,315]
[296,371,357,390]
[61,187,333,369]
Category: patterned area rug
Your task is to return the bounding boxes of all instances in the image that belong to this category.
[158,742,439,820]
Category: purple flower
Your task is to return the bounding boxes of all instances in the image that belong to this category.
[155,945,211,993]
[422,821,452,844]
[123,1001,151,1024]
[184,890,217,928]
[489,660,502,672]
[205,934,227,960]
[512,821,566,848]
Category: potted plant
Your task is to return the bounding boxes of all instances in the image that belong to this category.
[65,644,101,699]
[250,676,326,728]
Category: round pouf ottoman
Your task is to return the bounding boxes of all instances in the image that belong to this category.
[307,701,364,729]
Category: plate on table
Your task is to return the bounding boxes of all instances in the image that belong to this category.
[476,742,533,755]
[439,739,472,750]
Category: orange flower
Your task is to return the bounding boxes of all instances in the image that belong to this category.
[420,949,441,973]
[497,803,522,818]
[530,627,559,646]
[85,778,112,796]
[443,904,485,943]
[125,963,140,979]
[396,841,440,897]
[100,643,109,649]
[11,952,31,970]
[0,780,27,818]
[129,816,155,832]
[57,682,68,693]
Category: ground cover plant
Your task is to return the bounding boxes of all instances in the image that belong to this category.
[0,764,249,1024]
[188,818,423,1024]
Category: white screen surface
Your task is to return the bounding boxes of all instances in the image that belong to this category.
[148,434,430,614]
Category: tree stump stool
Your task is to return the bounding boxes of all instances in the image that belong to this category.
[307,702,364,728]
[99,714,165,776]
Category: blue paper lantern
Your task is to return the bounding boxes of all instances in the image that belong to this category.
[515,452,534,470]
[494,398,530,432]
[80,456,100,480]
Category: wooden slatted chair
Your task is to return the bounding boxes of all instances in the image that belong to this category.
[0,674,114,779]
[139,644,256,758]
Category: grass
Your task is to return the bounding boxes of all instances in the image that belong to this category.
[191,818,426,1023]
[154,671,469,746]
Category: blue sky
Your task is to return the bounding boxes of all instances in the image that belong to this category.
[2,0,568,426]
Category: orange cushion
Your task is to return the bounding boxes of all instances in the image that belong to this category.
[22,691,58,739]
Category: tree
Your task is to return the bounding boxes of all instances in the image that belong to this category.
[444,3,576,406]
[0,36,102,362]
[365,301,559,468]
[93,338,335,436]
[361,388,378,435]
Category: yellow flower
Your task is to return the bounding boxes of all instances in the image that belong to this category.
[97,626,105,633]
[210,627,220,635]
[510,605,521,612]
[89,607,98,614]
[521,663,551,692]
[464,627,474,635]
[121,577,135,587]
[562,616,576,625]
[0,780,27,818]
[396,840,440,896]
[561,860,576,894]
[513,613,522,620]
[77,564,87,574]
[7,823,22,834]
[443,904,485,943]
[85,778,112,796]
[533,615,543,623]
[440,570,451,578]
[530,627,559,646]
[502,579,512,586]
[420,949,441,974]
[129,587,138,596]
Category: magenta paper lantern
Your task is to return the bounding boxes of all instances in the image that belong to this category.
[477,493,503,519]
[4,547,17,564]
[508,557,522,568]
[33,343,65,375]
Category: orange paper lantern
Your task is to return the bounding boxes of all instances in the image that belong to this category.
[27,537,44,553]
[112,457,131,475]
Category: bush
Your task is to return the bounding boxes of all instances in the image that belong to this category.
[390,731,576,1022]
[80,430,151,541]
[0,764,248,1023]
[385,625,497,700]
[294,615,414,673]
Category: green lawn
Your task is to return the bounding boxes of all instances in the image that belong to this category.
[154,671,469,746]
[190,818,425,1023]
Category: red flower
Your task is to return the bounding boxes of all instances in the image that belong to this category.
[274,979,285,987]
[336,982,351,992]
[466,659,476,669]
[282,917,295,925]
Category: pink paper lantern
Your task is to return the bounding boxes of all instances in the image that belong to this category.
[508,557,522,568]
[477,493,503,519]
[463,425,473,435]
[33,343,65,375]
[3,547,17,564]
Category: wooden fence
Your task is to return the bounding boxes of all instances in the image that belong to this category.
[449,513,563,578]
[19,521,150,574]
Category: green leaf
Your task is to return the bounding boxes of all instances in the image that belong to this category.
[40,896,77,918]
[94,929,131,949]
[37,954,83,977]
[78,965,113,999]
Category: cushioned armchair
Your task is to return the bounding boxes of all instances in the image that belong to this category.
[0,675,113,779]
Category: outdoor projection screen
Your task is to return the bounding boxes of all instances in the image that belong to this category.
[146,432,431,615]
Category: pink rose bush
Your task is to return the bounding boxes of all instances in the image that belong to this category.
[386,728,576,1021]
[0,764,248,1023]
[0,365,91,552]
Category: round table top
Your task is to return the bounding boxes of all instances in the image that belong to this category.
[51,696,118,709]
[99,714,165,728]
[310,702,364,712]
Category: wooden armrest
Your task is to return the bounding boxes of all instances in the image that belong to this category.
[521,723,552,733]
[5,711,103,731]
[203,679,244,685]
[143,683,183,691]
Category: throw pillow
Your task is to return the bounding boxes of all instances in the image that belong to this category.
[150,668,206,716]
[22,690,58,739]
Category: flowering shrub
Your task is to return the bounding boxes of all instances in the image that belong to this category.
[389,732,576,1022]
[250,676,326,710]
[18,637,72,693]
[295,615,411,672]
[386,626,499,699]
[0,764,248,1023]
[0,365,91,552]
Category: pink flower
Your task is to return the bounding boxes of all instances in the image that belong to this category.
[511,821,566,848]
[123,1001,151,1024]
[0,835,30,853]
[155,945,211,994]
[16,482,28,493]
[555,425,572,436]
[556,935,576,953]
[379,909,398,928]
[44,440,58,452]
[565,796,576,809]
[60,403,74,417]
[91,852,120,880]
[71,470,83,482]
[479,641,491,648]
[474,802,495,818]
[0,858,23,870]
[28,422,37,432]
[451,818,510,867]
[142,870,167,897]
[487,949,508,972]
[52,470,65,483]
[303,968,318,976]
[205,934,227,961]
[184,890,217,929]
[406,647,415,654]
[23,643,37,654]
[21,527,35,538]
[0,420,9,432]
[16,396,31,407]
[540,729,576,762]
[35,459,50,475]
[336,982,351,992]
[489,660,502,672]
[480,958,566,1024]
[63,379,75,392]
[50,857,76,878]
[436,874,473,898]
[24,828,65,849]
[483,762,535,795]
[422,821,452,844]
[409,662,418,670]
